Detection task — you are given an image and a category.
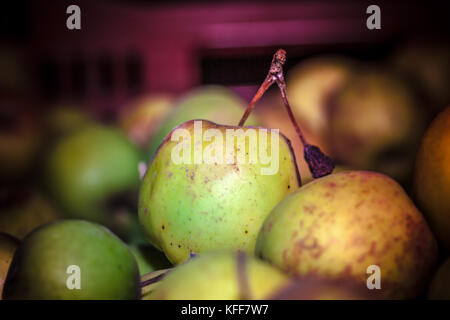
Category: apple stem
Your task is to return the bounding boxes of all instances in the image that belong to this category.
[239,49,334,179]
[236,251,252,300]
[140,268,172,288]
[238,50,287,127]
[238,74,275,126]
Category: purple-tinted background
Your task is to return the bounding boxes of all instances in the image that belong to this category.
[2,0,449,118]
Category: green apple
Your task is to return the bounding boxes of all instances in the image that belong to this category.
[44,124,143,240]
[2,220,140,300]
[139,119,300,264]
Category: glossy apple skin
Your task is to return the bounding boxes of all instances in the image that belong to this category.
[3,220,140,300]
[256,171,438,299]
[139,119,300,264]
[146,251,290,300]
[414,107,450,250]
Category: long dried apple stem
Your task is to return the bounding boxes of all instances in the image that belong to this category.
[238,74,275,126]
[239,49,334,178]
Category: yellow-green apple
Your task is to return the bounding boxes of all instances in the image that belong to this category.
[145,251,290,300]
[256,171,438,299]
[44,124,143,241]
[139,119,300,265]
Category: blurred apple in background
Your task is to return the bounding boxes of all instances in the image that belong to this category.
[392,41,450,114]
[0,232,19,299]
[145,85,260,159]
[0,187,60,240]
[42,104,93,139]
[119,94,173,149]
[254,90,331,184]
[414,107,450,251]
[427,258,450,300]
[43,124,144,242]
[286,56,356,141]
[327,69,426,184]
[0,46,30,95]
[0,97,42,184]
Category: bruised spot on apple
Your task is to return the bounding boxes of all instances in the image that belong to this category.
[256,170,438,299]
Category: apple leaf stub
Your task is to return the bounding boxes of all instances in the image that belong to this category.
[304,144,334,178]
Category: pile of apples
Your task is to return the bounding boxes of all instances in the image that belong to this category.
[1,45,450,300]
